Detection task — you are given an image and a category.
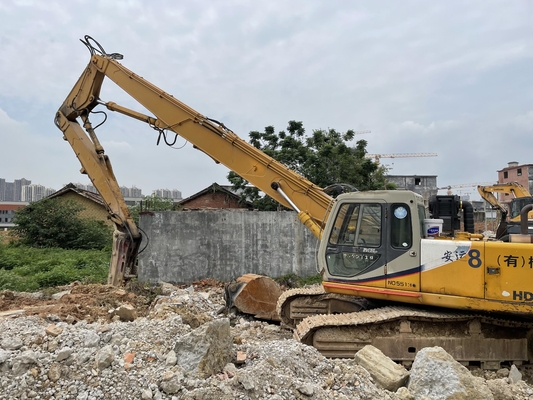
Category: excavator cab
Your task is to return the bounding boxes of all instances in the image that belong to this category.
[320,191,424,290]
[510,197,533,220]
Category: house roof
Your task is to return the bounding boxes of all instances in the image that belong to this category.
[178,182,253,208]
[47,183,106,207]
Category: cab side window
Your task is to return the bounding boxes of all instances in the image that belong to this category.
[391,204,412,249]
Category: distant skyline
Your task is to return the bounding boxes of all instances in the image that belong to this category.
[1,2,531,200]
[0,177,184,201]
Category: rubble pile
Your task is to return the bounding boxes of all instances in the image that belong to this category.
[1,283,533,399]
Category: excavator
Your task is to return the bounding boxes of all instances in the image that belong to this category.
[56,36,533,369]
[477,182,533,239]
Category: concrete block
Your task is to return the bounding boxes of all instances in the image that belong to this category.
[354,345,409,391]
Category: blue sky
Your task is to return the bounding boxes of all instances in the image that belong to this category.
[1,1,532,200]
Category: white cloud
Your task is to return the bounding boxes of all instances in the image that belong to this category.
[100,141,133,152]
[0,1,532,199]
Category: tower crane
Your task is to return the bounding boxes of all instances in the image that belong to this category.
[438,182,496,195]
[366,153,438,164]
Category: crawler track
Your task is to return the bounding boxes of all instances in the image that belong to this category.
[276,286,374,328]
[294,305,533,368]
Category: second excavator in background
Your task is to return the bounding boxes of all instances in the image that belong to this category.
[56,36,533,369]
[477,182,533,239]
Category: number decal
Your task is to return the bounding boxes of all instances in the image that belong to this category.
[468,249,482,268]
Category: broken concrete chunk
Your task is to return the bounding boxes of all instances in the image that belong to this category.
[56,346,73,362]
[237,370,255,390]
[174,318,232,378]
[395,387,414,400]
[48,362,62,381]
[83,331,100,348]
[95,345,115,370]
[159,369,184,394]
[165,350,177,366]
[354,345,409,392]
[1,337,23,350]
[114,304,137,322]
[297,383,315,396]
[508,364,522,384]
[45,325,63,337]
[408,346,494,400]
[236,351,247,364]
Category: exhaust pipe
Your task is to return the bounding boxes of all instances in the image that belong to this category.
[520,204,533,235]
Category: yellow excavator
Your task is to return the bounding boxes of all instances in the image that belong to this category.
[57,36,533,368]
[477,182,533,239]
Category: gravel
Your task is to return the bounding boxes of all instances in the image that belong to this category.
[1,284,533,399]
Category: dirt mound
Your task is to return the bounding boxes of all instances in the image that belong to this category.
[0,282,159,323]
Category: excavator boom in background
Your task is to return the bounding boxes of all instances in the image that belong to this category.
[477,182,533,239]
[57,37,533,368]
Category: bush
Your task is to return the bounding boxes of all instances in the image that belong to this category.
[12,198,112,250]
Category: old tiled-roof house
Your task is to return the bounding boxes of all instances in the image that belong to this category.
[177,183,253,210]
[47,183,112,227]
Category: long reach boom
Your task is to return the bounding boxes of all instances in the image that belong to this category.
[55,36,332,285]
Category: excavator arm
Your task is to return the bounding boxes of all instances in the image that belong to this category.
[476,185,509,216]
[55,36,333,284]
[477,182,533,238]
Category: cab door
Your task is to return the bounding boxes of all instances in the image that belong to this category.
[322,200,420,289]
[384,203,421,291]
[322,201,387,287]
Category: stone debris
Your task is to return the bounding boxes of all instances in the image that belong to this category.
[113,303,137,322]
[354,344,409,391]
[45,324,63,337]
[174,318,232,377]
[509,364,523,384]
[408,346,494,400]
[51,290,71,300]
[236,350,247,364]
[0,283,533,399]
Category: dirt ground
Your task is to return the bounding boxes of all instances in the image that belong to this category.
[0,279,223,324]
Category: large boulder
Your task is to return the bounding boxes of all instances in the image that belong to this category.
[354,345,409,391]
[174,318,232,378]
[408,346,493,400]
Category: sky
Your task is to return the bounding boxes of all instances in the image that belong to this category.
[1,1,532,200]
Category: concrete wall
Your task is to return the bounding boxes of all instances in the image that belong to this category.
[138,210,319,284]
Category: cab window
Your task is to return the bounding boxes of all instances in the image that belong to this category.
[326,203,382,277]
[391,204,412,249]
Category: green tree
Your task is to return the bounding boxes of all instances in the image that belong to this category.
[128,195,175,224]
[228,121,394,210]
[11,198,112,250]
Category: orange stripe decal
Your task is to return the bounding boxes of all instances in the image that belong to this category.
[323,282,422,298]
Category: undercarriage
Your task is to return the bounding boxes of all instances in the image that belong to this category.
[277,287,533,369]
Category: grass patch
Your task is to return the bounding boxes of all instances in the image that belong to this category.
[0,244,110,292]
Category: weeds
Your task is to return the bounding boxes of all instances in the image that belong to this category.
[0,244,110,292]
[274,273,322,288]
